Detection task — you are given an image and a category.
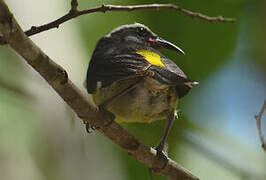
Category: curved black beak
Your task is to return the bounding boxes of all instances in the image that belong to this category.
[153,37,185,55]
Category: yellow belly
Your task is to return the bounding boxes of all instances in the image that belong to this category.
[92,78,178,123]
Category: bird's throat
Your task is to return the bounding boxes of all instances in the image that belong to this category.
[136,50,165,67]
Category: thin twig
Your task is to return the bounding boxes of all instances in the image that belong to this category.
[0,1,199,179]
[70,0,78,14]
[25,4,236,36]
[255,100,266,152]
[0,3,235,45]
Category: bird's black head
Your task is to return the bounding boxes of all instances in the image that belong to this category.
[104,23,184,54]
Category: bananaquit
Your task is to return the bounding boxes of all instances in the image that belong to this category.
[86,23,198,156]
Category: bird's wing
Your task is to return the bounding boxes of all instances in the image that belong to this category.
[86,53,149,93]
[161,57,187,78]
[149,65,194,85]
[150,56,199,98]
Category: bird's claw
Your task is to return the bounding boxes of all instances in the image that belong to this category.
[148,142,169,178]
[155,142,169,161]
[85,123,96,133]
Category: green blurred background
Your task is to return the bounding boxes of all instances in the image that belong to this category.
[0,0,265,179]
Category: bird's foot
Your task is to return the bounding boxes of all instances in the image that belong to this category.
[155,142,169,161]
[84,106,114,133]
[148,142,169,178]
[98,105,115,127]
[84,123,96,133]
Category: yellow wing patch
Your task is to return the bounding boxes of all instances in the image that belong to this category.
[136,50,165,67]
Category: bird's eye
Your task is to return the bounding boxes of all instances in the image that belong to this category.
[137,27,146,36]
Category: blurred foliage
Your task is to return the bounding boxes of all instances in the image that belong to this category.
[77,0,265,179]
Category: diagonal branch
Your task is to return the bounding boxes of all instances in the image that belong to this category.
[0,2,236,44]
[255,100,266,153]
[0,1,199,179]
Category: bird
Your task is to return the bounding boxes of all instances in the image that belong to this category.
[85,23,198,157]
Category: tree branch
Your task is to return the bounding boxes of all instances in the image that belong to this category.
[255,100,266,152]
[0,1,199,179]
[0,3,235,44]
